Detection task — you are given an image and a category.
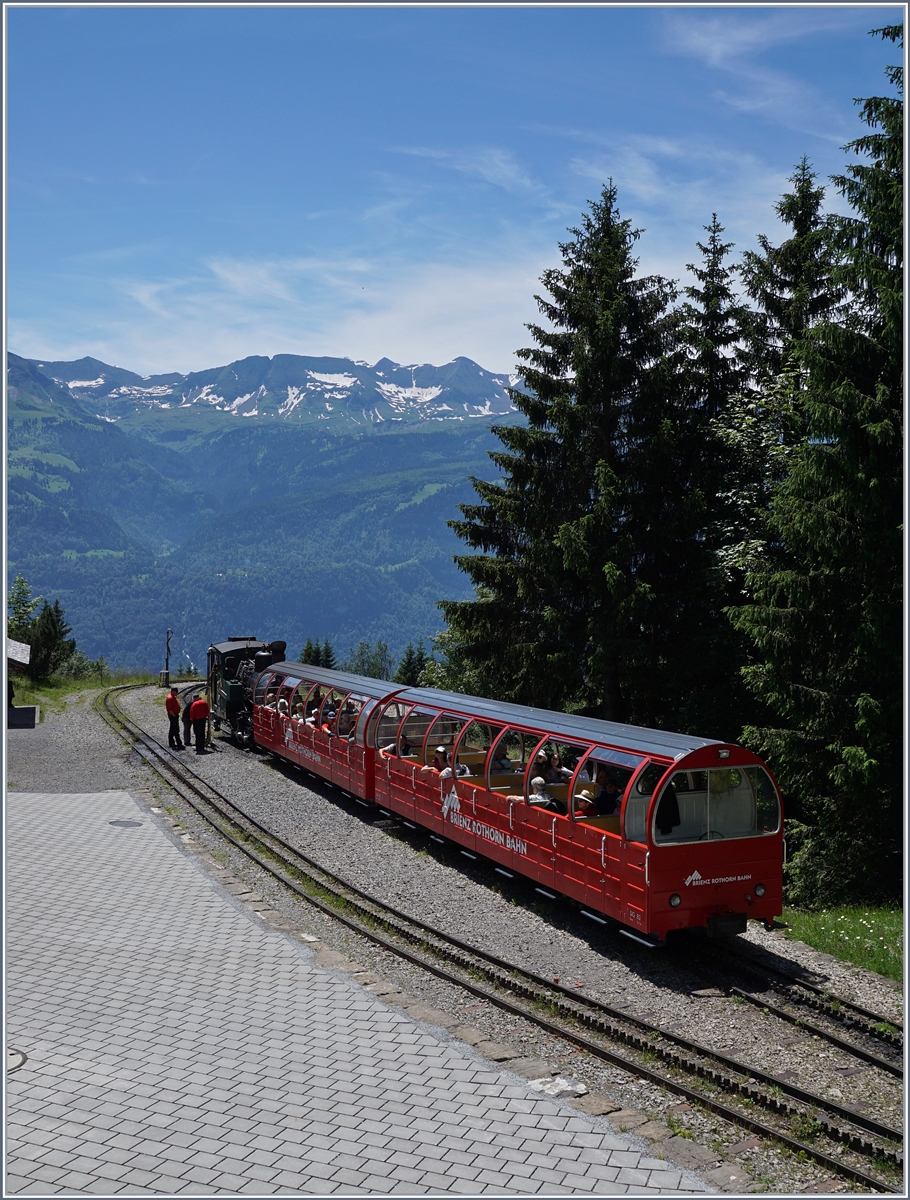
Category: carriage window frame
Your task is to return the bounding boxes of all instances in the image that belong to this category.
[651,765,782,845]
[424,711,470,767]
[262,673,287,708]
[357,699,379,746]
[317,688,351,728]
[399,707,439,761]
[290,681,319,720]
[453,719,504,781]
[253,671,275,706]
[374,701,412,752]
[487,727,536,794]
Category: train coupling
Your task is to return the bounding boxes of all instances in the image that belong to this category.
[707,912,747,938]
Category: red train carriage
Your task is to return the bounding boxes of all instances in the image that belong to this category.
[251,662,784,945]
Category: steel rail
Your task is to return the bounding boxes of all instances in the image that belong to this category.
[97,686,903,1193]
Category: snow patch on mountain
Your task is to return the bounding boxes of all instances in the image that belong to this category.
[307,371,358,388]
[376,382,444,405]
[279,385,304,416]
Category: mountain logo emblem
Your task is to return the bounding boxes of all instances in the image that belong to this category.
[684,869,703,887]
[442,788,460,819]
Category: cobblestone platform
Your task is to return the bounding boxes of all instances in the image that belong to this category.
[6,792,709,1195]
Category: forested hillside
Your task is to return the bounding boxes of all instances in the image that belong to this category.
[7,351,514,669]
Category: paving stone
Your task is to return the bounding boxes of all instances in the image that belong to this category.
[402,1003,460,1028]
[727,1135,762,1155]
[449,1024,485,1045]
[609,1107,650,1130]
[506,1057,557,1080]
[7,791,709,1200]
[704,1162,756,1192]
[661,1135,721,1171]
[569,1092,622,1116]
[474,1040,519,1061]
[637,1120,673,1141]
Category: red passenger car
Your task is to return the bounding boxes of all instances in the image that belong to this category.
[252,663,784,945]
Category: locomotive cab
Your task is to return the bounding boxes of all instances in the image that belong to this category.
[208,637,287,747]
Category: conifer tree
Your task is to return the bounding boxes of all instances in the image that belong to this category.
[442,184,719,729]
[298,637,320,666]
[394,643,420,686]
[740,157,840,384]
[729,26,903,905]
[7,573,42,642]
[320,638,337,671]
[681,215,751,425]
[28,600,76,680]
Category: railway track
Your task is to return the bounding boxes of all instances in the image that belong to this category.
[98,684,904,1193]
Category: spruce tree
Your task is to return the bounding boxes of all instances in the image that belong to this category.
[320,638,337,671]
[729,26,903,905]
[298,637,319,666]
[740,157,840,384]
[28,600,76,680]
[681,215,751,425]
[675,217,756,733]
[442,184,719,729]
[7,574,42,643]
[394,643,420,686]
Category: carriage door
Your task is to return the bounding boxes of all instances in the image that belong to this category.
[372,701,410,812]
[419,713,469,839]
[395,708,439,825]
[334,694,364,793]
[549,741,592,905]
[619,762,664,932]
[454,721,505,864]
[486,729,542,882]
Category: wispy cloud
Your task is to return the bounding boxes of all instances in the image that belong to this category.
[9,248,552,376]
[661,9,864,142]
[399,145,543,196]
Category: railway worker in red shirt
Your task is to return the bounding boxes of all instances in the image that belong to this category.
[188,693,210,755]
[165,687,184,750]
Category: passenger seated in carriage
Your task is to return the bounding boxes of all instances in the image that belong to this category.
[421,747,449,774]
[490,748,515,772]
[379,736,413,759]
[524,776,565,814]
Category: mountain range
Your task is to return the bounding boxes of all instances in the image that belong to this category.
[31,352,519,435]
[7,351,523,671]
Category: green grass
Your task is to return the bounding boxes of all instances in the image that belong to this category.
[9,670,160,716]
[782,905,903,981]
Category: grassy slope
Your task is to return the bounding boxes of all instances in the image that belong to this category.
[782,906,903,982]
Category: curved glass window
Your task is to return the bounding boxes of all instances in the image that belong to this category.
[487,728,534,793]
[424,712,469,767]
[453,721,503,780]
[652,766,781,843]
[253,672,274,706]
[290,681,317,721]
[623,761,666,842]
[262,674,286,709]
[375,701,410,751]
[399,708,438,760]
[573,748,636,822]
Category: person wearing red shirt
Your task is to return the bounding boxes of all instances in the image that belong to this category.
[165,687,184,750]
[188,693,210,755]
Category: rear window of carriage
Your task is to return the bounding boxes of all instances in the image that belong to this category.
[652,766,781,843]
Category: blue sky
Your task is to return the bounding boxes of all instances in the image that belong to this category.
[6,4,903,375]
